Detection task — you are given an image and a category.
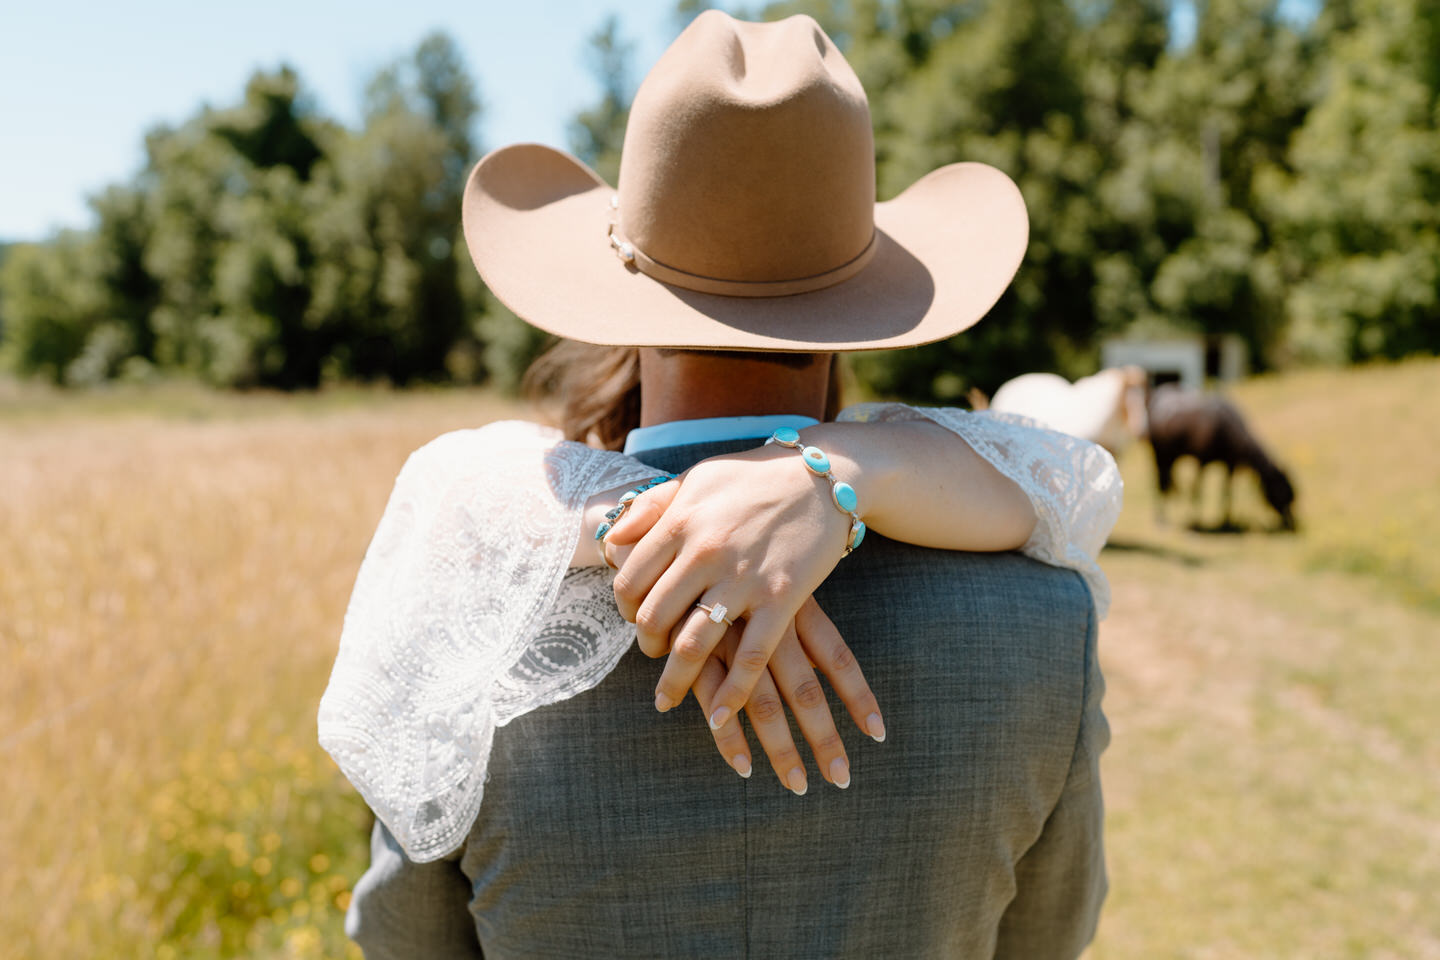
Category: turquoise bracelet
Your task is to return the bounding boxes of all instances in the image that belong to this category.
[764,427,866,557]
[594,474,676,568]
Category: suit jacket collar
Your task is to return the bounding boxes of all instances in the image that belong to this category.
[629,437,764,475]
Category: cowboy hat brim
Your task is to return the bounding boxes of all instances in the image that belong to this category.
[462,143,1028,352]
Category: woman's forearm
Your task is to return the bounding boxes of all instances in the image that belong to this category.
[575,419,1038,568]
[798,420,1037,552]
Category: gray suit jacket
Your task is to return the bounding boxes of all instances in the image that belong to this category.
[348,437,1108,959]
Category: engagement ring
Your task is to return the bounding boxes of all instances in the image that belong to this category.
[695,602,734,626]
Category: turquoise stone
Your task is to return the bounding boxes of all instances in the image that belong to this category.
[618,490,638,504]
[801,445,830,474]
[771,426,801,446]
[848,520,867,550]
[594,521,612,540]
[831,481,858,513]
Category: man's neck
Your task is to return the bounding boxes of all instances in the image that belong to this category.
[637,349,833,426]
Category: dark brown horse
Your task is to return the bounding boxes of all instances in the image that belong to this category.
[1147,383,1297,531]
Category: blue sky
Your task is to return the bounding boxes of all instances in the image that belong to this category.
[1,1,1318,243]
[0,0,680,241]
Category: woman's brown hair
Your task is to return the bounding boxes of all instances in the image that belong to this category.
[523,342,843,450]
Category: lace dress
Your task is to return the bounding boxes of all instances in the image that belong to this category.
[318,405,1123,862]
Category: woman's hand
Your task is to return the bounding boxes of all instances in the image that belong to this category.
[691,598,885,793]
[601,472,882,788]
[605,444,856,730]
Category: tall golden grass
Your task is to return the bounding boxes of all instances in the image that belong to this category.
[1,387,518,958]
[2,362,1437,957]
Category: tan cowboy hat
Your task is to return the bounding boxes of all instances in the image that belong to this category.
[462,10,1028,352]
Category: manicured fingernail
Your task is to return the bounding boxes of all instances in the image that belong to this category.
[708,706,731,730]
[829,757,850,789]
[787,767,807,796]
[866,713,886,742]
[733,755,752,778]
[654,691,674,712]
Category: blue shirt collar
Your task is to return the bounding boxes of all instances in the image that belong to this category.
[623,415,820,457]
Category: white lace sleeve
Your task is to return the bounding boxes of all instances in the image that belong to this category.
[317,421,657,862]
[838,403,1123,617]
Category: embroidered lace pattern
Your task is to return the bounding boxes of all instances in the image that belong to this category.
[317,422,657,862]
[318,409,1122,861]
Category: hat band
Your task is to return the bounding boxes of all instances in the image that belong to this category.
[609,219,877,299]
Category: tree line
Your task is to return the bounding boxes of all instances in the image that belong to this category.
[1,0,1436,399]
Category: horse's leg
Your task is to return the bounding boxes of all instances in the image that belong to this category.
[1191,461,1206,527]
[1222,464,1235,528]
[1154,450,1176,525]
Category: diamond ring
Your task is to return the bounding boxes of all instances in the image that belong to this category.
[695,602,734,627]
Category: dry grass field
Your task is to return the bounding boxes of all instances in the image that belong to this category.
[1,385,518,958]
[1090,358,1440,960]
[2,360,1437,958]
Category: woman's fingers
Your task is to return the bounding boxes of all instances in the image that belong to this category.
[652,601,736,711]
[743,667,809,796]
[767,622,850,789]
[682,604,884,792]
[605,479,680,546]
[690,638,753,780]
[796,597,885,743]
[611,526,680,624]
[632,561,727,660]
[701,606,792,733]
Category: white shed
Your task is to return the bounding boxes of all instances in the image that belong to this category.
[1101,334,1247,388]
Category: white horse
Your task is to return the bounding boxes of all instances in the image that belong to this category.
[988,366,1149,457]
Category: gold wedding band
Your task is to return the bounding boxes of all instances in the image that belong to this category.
[695,602,734,627]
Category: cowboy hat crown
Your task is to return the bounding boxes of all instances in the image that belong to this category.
[463,10,1028,351]
[614,11,876,295]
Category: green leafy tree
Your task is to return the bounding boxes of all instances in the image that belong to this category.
[0,235,106,383]
[138,69,337,385]
[1122,0,1308,362]
[91,185,161,366]
[0,33,488,389]
[210,67,325,179]
[1260,0,1440,361]
[309,105,455,383]
[0,242,9,343]
[2,187,163,385]
[340,32,483,384]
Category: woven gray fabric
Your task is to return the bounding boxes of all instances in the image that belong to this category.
[348,437,1107,959]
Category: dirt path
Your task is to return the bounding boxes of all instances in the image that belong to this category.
[1090,534,1440,958]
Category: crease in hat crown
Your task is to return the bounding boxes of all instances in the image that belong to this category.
[609,11,879,297]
